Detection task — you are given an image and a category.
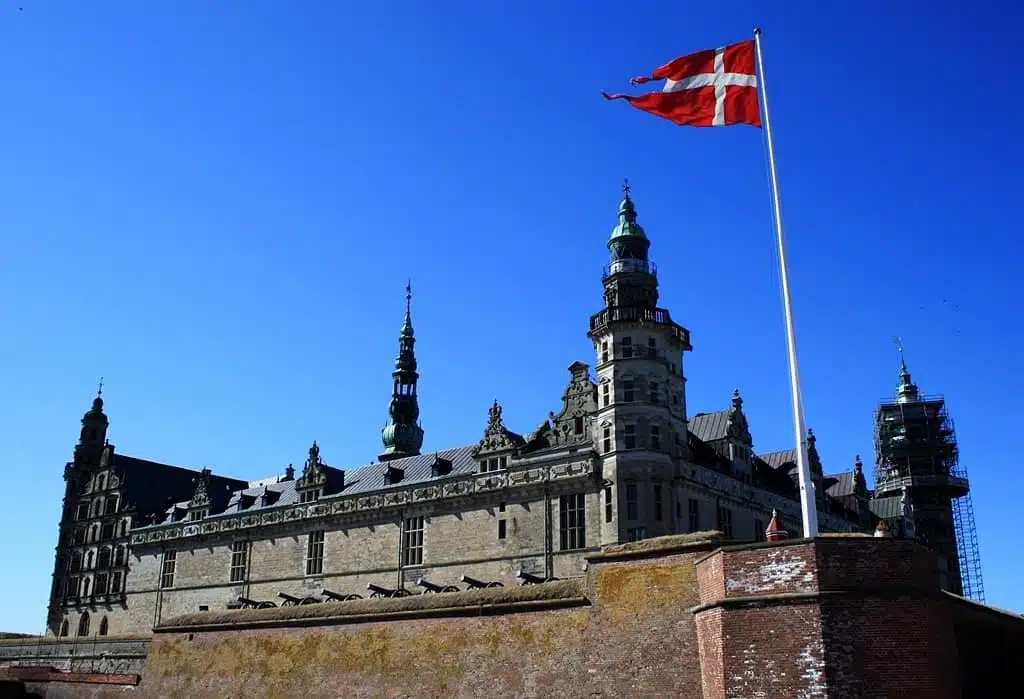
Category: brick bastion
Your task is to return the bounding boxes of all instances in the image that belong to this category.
[4,532,1021,698]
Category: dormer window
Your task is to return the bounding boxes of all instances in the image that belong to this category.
[481,456,507,473]
[384,466,405,485]
[188,509,207,522]
[431,455,453,477]
[299,489,321,504]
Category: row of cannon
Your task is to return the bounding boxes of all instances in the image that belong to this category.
[234,570,559,610]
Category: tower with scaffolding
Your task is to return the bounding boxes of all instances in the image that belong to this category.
[872,349,985,601]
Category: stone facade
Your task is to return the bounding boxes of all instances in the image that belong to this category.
[48,187,904,639]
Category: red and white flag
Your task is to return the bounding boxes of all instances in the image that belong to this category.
[602,40,761,128]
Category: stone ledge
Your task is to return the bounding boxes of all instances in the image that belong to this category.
[0,666,140,685]
[689,586,951,615]
[0,634,152,646]
[587,531,724,563]
[155,578,588,632]
[693,533,900,564]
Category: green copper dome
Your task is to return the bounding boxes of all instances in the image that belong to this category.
[608,186,648,247]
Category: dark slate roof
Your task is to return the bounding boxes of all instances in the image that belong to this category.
[825,470,856,498]
[114,454,249,519]
[144,446,480,526]
[869,495,903,519]
[760,448,797,471]
[689,410,729,443]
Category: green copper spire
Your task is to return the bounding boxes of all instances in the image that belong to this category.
[895,339,920,404]
[606,179,653,278]
[380,281,424,461]
[608,179,649,245]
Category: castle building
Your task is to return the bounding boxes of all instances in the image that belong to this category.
[45,186,981,638]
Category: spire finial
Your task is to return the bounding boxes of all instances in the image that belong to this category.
[894,336,907,371]
[97,377,104,397]
[622,177,631,200]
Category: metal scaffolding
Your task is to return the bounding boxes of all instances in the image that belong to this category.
[873,394,984,602]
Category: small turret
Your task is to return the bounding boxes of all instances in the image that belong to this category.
[75,381,109,466]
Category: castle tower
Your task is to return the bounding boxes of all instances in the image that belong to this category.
[587,183,692,543]
[873,349,984,599]
[379,283,424,462]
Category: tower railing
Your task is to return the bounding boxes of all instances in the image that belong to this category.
[602,259,657,279]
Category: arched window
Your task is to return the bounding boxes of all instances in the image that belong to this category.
[97,474,106,491]
[98,617,108,636]
[59,619,69,637]
[77,612,90,637]
[81,577,91,597]
[85,551,94,569]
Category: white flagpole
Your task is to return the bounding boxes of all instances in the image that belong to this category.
[753,28,819,538]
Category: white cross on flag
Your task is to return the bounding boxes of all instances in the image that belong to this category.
[602,40,761,127]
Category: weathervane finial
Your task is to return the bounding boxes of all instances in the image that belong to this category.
[97,377,104,397]
[622,178,631,198]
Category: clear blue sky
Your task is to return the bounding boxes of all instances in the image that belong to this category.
[2,1,1021,633]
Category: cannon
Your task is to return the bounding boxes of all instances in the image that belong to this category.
[516,570,559,586]
[367,583,413,599]
[460,574,504,590]
[321,588,363,602]
[237,596,277,609]
[416,577,460,594]
[278,592,321,606]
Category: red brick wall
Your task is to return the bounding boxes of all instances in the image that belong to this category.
[694,538,962,699]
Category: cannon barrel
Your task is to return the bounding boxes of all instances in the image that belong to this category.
[516,570,546,585]
[416,577,443,593]
[367,582,394,597]
[278,592,302,605]
[460,575,503,589]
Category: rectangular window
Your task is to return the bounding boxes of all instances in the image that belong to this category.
[403,517,424,566]
[650,425,661,451]
[754,519,765,542]
[718,506,734,539]
[498,519,507,540]
[626,482,638,521]
[675,500,682,520]
[188,509,207,522]
[482,456,508,473]
[602,427,611,453]
[73,528,85,545]
[66,576,80,600]
[627,526,648,542]
[160,550,176,589]
[604,486,613,523]
[688,498,700,531]
[110,571,122,593]
[574,416,584,435]
[559,493,586,550]
[230,541,247,583]
[622,337,633,358]
[601,342,609,363]
[95,572,109,595]
[602,383,610,406]
[622,380,635,402]
[647,337,657,358]
[306,530,325,576]
[76,503,90,520]
[104,495,118,515]
[100,521,115,540]
[299,489,321,504]
[648,381,659,403]
[653,484,663,521]
[623,424,636,449]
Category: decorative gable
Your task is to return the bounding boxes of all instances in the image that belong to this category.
[296,441,328,492]
[523,362,598,453]
[725,389,753,446]
[471,401,524,457]
[190,468,212,509]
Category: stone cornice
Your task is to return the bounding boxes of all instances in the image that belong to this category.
[130,456,599,549]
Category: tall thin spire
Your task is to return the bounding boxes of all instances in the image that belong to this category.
[894,337,920,403]
[380,283,424,461]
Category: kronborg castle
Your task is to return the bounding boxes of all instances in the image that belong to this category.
[44,187,983,639]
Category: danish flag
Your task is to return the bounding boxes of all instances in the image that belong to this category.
[602,40,761,128]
